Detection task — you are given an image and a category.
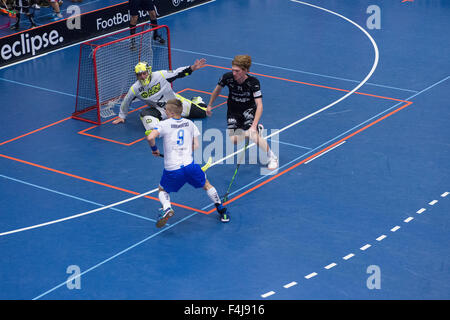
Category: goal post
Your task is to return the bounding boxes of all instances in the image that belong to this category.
[72,24,172,125]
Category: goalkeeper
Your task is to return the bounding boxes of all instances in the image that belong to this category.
[112,59,209,135]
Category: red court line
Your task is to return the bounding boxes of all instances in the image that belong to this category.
[204,100,414,214]
[183,88,228,110]
[78,88,228,146]
[205,64,410,103]
[77,104,149,146]
[77,132,143,146]
[0,153,209,214]
[2,100,414,217]
[1,66,413,217]
[0,117,72,146]
[183,87,228,99]
[211,101,227,110]
[1,71,407,148]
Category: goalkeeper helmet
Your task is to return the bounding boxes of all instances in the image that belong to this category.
[135,62,152,86]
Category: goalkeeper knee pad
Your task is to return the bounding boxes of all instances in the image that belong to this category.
[140,115,160,135]
[140,107,162,132]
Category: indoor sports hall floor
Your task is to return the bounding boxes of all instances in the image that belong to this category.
[0,0,449,300]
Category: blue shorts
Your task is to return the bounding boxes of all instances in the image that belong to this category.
[159,162,206,193]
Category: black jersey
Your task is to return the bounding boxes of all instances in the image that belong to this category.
[218,72,262,115]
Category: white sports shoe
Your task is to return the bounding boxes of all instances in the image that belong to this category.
[191,96,204,105]
[267,154,279,170]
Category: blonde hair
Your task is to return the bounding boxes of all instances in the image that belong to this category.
[166,98,183,115]
[232,54,252,71]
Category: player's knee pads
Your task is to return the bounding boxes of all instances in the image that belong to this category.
[141,116,159,135]
[140,108,162,135]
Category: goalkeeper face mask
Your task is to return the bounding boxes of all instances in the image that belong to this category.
[135,62,152,86]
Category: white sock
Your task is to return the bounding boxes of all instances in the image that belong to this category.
[206,187,221,205]
[158,189,171,210]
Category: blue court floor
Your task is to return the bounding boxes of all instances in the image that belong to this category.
[0,0,449,300]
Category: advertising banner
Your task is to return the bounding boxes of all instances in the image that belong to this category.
[0,0,212,67]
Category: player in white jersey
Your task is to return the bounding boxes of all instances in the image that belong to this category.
[112,59,209,135]
[146,99,230,228]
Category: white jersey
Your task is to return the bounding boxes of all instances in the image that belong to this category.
[118,65,194,120]
[155,117,200,171]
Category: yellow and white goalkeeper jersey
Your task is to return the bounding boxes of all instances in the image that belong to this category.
[118,65,193,120]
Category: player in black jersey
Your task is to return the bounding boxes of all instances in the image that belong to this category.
[207,55,278,170]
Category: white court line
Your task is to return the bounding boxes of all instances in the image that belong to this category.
[283,281,298,289]
[204,71,447,213]
[261,291,276,298]
[0,186,159,237]
[0,0,380,237]
[305,272,318,279]
[324,263,337,270]
[263,189,449,298]
[14,0,444,300]
[0,77,79,98]
[343,253,355,260]
[32,211,199,300]
[0,174,156,223]
[172,47,416,93]
[304,141,346,164]
[268,138,312,150]
[214,0,379,168]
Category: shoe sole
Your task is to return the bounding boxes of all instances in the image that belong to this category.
[220,214,230,223]
[156,209,174,228]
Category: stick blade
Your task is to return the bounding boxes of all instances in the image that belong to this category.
[201,156,213,172]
